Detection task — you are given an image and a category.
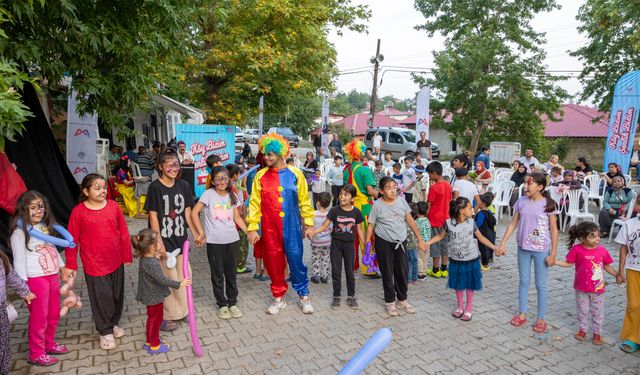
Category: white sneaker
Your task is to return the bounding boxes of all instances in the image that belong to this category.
[266,298,287,315]
[298,296,314,314]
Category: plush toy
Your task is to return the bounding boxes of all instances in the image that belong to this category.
[60,275,82,317]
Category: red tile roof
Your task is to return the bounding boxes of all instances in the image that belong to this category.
[398,111,454,125]
[543,104,608,138]
[376,107,412,117]
[333,113,403,136]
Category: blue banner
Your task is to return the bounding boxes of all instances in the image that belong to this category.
[603,71,640,174]
[175,124,236,197]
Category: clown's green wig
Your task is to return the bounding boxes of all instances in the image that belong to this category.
[344,139,366,162]
[258,133,290,158]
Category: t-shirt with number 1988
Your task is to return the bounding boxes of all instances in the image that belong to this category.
[144,179,194,255]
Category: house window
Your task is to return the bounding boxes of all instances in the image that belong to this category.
[451,139,457,152]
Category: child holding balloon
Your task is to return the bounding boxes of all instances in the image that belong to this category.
[63,174,132,350]
[132,229,191,354]
[10,191,67,366]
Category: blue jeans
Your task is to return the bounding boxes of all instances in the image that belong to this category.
[406,249,418,282]
[517,247,549,319]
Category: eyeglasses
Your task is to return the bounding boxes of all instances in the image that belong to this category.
[214,177,229,183]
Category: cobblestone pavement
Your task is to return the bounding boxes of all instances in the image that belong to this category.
[8,214,640,374]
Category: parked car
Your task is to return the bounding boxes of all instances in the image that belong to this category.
[431,142,440,159]
[235,127,244,143]
[267,127,299,147]
[364,127,440,160]
[244,128,260,143]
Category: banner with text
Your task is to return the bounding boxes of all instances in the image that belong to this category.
[416,86,430,138]
[603,71,640,174]
[321,95,330,152]
[175,124,235,197]
[66,90,98,183]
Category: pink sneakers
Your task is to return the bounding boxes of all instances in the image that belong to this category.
[46,343,69,355]
[28,354,59,366]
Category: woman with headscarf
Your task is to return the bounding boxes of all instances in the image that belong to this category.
[600,162,624,186]
[598,175,634,235]
[509,161,528,208]
[474,161,492,193]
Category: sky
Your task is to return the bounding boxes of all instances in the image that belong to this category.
[329,0,588,103]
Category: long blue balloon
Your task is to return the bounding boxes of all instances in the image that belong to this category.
[15,219,76,248]
[338,328,392,375]
[237,164,260,182]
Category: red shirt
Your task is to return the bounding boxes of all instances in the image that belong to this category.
[64,200,132,276]
[427,180,452,227]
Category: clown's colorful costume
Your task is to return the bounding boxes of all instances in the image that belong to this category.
[247,135,315,306]
[343,140,379,276]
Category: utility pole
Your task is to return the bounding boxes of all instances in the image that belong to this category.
[368,39,383,128]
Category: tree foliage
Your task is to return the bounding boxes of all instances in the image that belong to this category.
[1,0,195,141]
[414,0,568,155]
[171,0,370,125]
[572,0,640,112]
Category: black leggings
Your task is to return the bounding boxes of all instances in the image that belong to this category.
[206,242,239,308]
[330,240,356,297]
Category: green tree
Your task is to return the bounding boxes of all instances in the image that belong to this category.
[572,0,640,112]
[414,0,567,155]
[175,0,370,125]
[1,0,195,141]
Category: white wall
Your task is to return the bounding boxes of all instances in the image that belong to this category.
[430,128,457,155]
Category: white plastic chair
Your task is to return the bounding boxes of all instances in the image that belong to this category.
[562,189,595,232]
[443,167,455,182]
[130,161,142,178]
[609,191,637,243]
[440,161,450,169]
[398,156,406,166]
[494,180,516,221]
[384,166,393,176]
[624,174,632,186]
[584,175,605,208]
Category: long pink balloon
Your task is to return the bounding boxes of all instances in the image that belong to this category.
[182,240,204,356]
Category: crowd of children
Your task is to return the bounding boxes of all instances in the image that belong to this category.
[2,141,640,373]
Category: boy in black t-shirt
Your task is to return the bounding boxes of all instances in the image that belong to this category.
[306,184,365,310]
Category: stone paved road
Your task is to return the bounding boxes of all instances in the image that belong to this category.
[8,213,640,374]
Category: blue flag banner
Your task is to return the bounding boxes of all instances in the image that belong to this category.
[603,71,640,174]
[175,124,236,197]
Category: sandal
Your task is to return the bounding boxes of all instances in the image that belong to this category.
[574,330,587,341]
[461,311,473,321]
[592,334,604,346]
[451,308,464,319]
[533,320,547,333]
[100,334,117,350]
[510,314,527,327]
[113,325,125,338]
[620,340,640,353]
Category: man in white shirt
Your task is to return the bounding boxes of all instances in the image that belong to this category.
[177,141,194,165]
[519,149,540,173]
[372,131,383,155]
[452,168,481,209]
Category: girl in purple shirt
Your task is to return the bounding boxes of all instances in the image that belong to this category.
[497,173,559,334]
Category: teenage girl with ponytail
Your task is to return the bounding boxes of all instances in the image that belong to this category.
[497,172,559,334]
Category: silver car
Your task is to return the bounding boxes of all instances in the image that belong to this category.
[243,129,260,143]
[363,127,418,160]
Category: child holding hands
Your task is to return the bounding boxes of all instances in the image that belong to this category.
[425,197,497,321]
[555,222,618,345]
[307,185,364,309]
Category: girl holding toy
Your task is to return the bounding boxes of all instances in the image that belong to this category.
[10,191,67,366]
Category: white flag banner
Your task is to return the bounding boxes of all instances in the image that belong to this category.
[66,90,98,183]
[321,95,330,152]
[416,86,430,138]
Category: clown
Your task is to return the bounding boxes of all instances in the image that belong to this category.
[343,140,380,276]
[247,134,315,314]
